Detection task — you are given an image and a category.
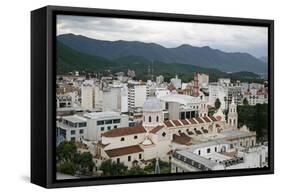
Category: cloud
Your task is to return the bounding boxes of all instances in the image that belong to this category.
[57,15,268,57]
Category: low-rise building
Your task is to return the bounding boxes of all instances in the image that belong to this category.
[57,111,129,142]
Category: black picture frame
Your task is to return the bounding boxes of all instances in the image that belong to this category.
[31,5,274,188]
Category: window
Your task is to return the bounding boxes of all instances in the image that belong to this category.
[215,147,217,152]
[134,135,138,139]
[198,150,201,155]
[156,116,159,122]
[71,130,76,135]
[207,148,211,153]
[128,156,131,162]
[113,119,121,124]
[78,122,87,127]
[162,132,166,137]
[107,126,111,130]
[79,129,84,134]
[117,158,120,163]
[71,137,75,141]
[149,116,152,122]
[97,120,104,125]
[121,137,125,141]
[100,127,104,131]
[114,125,117,129]
[105,120,113,124]
[139,154,142,159]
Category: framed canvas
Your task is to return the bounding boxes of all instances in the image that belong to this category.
[31,5,274,188]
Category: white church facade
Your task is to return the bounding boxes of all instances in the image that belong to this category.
[89,97,264,171]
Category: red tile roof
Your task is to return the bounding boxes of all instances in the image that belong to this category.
[195,117,205,124]
[102,125,146,137]
[105,145,143,157]
[172,133,192,145]
[188,118,197,124]
[202,116,212,122]
[164,120,174,127]
[172,120,182,126]
[209,116,218,122]
[180,119,189,125]
[150,125,164,134]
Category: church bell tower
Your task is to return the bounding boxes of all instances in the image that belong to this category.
[228,98,238,130]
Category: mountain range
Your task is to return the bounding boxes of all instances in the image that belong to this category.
[57,41,261,83]
[57,33,267,74]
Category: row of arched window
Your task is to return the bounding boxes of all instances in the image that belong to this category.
[144,115,159,123]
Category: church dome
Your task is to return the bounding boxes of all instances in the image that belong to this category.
[143,97,162,112]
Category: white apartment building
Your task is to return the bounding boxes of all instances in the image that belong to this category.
[170,75,182,89]
[57,111,129,142]
[155,88,170,98]
[128,84,148,109]
[57,115,88,142]
[156,75,164,84]
[81,83,95,110]
[56,91,78,108]
[208,83,228,110]
[171,139,267,173]
[196,73,209,88]
[244,88,268,105]
[158,93,208,120]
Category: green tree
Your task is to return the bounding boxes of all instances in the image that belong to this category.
[143,159,171,174]
[214,98,221,110]
[126,166,146,176]
[74,152,95,174]
[243,98,249,105]
[57,141,77,163]
[237,104,268,142]
[58,161,76,175]
[100,160,128,176]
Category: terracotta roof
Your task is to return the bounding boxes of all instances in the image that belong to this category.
[96,141,110,148]
[150,125,164,134]
[209,116,218,122]
[180,119,189,125]
[102,125,146,137]
[105,145,143,158]
[195,117,205,124]
[216,116,222,121]
[172,120,182,126]
[188,118,197,124]
[164,120,174,127]
[203,116,212,122]
[172,133,192,145]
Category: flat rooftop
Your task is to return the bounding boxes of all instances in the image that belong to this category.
[84,111,123,119]
[176,150,218,169]
[159,94,200,104]
[63,115,87,123]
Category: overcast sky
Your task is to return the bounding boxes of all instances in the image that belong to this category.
[57,15,268,58]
